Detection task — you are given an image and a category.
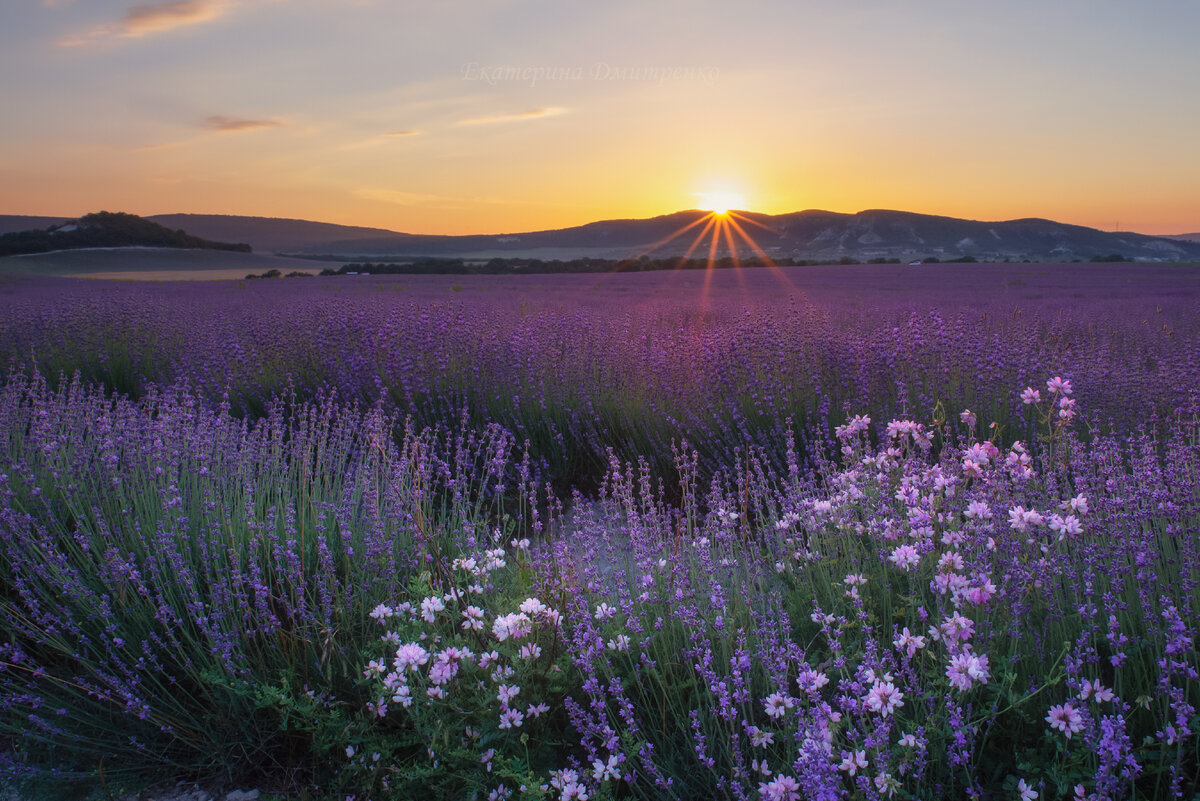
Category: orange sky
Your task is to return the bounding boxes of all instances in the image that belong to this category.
[1,1,1198,235]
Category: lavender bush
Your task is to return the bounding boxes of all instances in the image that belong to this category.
[0,372,527,792]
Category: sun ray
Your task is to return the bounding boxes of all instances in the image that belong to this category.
[676,215,719,267]
[717,214,749,295]
[699,215,727,309]
[728,210,780,235]
[725,214,802,297]
[614,212,714,271]
[657,214,719,293]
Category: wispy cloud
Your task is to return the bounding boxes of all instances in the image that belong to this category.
[204,114,283,132]
[382,129,421,137]
[58,0,230,46]
[456,107,567,127]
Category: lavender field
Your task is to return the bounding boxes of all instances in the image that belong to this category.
[3,264,1198,490]
[1,263,1198,800]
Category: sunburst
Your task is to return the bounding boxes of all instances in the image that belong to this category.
[611,200,799,308]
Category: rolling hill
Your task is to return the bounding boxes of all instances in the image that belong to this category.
[144,214,412,253]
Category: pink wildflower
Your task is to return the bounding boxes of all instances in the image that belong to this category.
[462,605,485,631]
[593,602,617,620]
[863,680,905,717]
[964,578,997,605]
[1078,678,1115,703]
[1046,702,1085,738]
[834,414,871,440]
[492,612,532,642]
[888,544,921,571]
[498,707,524,729]
[946,650,990,691]
[1048,514,1083,539]
[763,692,794,719]
[592,754,622,782]
[838,750,868,776]
[392,642,429,673]
[519,597,548,616]
[748,726,775,747]
[1046,376,1073,396]
[796,667,830,693]
[894,627,927,658]
[419,595,445,623]
[759,775,801,801]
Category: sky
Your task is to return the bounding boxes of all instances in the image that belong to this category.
[0,0,1197,235]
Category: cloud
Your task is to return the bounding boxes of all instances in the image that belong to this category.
[59,0,229,46]
[382,129,421,137]
[204,114,283,132]
[456,107,567,127]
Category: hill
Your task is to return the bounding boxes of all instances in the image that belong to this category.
[0,212,251,257]
[145,214,411,253]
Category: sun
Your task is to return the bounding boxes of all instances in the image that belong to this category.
[696,190,747,215]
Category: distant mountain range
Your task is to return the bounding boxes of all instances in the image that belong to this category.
[1,209,1198,263]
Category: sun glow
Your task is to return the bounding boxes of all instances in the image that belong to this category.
[697,190,747,215]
